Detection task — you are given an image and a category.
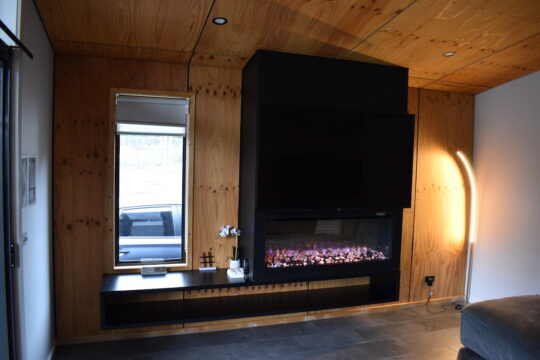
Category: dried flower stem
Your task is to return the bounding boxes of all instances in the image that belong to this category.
[234,235,239,260]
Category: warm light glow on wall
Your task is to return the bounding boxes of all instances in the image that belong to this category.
[435,151,467,246]
[457,151,478,244]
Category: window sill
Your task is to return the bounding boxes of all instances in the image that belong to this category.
[112,263,190,274]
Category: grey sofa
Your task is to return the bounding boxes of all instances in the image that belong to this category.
[458,295,540,360]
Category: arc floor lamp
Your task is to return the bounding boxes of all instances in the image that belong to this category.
[456,150,478,307]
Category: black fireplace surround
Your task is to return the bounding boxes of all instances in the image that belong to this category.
[239,50,415,301]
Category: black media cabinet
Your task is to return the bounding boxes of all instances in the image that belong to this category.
[100,270,398,330]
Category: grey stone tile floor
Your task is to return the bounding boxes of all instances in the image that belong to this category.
[54,302,463,360]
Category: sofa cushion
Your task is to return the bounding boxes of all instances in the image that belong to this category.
[461,295,540,360]
[457,347,486,360]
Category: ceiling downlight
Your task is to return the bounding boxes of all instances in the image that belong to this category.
[212,17,228,25]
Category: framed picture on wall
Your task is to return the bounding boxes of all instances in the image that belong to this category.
[21,155,36,208]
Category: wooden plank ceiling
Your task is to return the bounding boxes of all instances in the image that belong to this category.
[36,0,540,94]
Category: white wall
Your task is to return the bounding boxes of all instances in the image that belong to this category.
[15,0,55,359]
[471,70,540,302]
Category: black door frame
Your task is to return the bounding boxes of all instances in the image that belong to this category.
[1,39,16,360]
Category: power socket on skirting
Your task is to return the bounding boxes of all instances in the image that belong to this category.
[425,275,435,287]
[425,276,435,297]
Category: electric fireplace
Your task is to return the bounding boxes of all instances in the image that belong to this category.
[243,209,403,282]
[265,217,391,269]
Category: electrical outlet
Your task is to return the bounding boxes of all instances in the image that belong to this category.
[425,275,435,287]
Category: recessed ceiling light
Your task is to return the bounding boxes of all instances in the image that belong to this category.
[443,51,456,57]
[212,17,228,25]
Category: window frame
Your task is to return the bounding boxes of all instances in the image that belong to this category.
[110,89,194,272]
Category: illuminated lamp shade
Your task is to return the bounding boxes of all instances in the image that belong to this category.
[456,150,478,305]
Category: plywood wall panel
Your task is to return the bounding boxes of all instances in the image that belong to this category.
[409,89,474,301]
[189,66,242,269]
[53,40,192,64]
[190,53,248,69]
[54,55,187,339]
[399,87,419,302]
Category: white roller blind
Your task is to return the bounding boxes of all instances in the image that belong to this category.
[115,94,189,127]
[116,123,185,135]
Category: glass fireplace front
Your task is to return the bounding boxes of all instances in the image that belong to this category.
[264,217,391,269]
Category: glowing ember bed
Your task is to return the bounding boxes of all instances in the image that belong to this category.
[265,246,388,268]
[263,218,392,270]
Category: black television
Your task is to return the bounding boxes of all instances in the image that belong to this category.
[256,104,415,211]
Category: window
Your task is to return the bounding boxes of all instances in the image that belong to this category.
[114,94,189,266]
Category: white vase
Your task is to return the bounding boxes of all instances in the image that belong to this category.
[229,259,241,269]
